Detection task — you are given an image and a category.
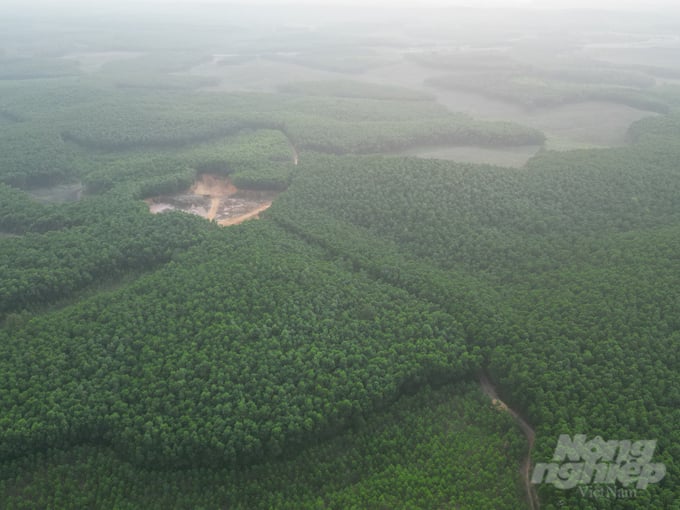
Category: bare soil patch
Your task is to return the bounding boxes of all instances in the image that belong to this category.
[146,174,278,226]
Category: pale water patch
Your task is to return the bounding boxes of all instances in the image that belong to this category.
[362,61,658,148]
[425,89,655,147]
[398,144,541,168]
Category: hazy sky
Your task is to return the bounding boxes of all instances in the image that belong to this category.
[6,0,680,8]
[157,0,677,8]
[227,0,676,6]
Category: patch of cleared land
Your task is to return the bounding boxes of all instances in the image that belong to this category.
[146,174,277,226]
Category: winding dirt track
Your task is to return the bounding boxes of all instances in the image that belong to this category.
[289,139,299,166]
[206,197,220,221]
[479,373,539,510]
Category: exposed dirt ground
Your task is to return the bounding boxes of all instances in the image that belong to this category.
[146,174,277,226]
[190,174,238,197]
[218,202,273,226]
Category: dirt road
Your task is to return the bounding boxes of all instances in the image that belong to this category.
[479,372,539,510]
[291,145,299,166]
[286,135,299,165]
[217,201,272,226]
[206,197,220,220]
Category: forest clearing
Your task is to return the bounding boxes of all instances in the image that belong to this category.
[146,174,278,226]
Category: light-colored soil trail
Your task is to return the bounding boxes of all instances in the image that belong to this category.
[284,133,299,166]
[206,197,220,220]
[291,143,299,166]
[218,202,273,226]
[479,372,539,510]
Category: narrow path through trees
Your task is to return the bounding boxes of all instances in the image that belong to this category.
[479,372,539,510]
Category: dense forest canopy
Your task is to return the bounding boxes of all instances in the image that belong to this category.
[1,2,680,509]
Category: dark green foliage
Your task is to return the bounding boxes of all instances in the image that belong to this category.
[177,129,294,185]
[0,77,542,177]
[59,97,261,150]
[229,163,294,190]
[285,115,545,154]
[263,121,680,508]
[0,201,213,316]
[0,124,292,318]
[491,225,680,509]
[0,124,81,187]
[0,221,475,468]
[0,183,89,234]
[2,41,680,510]
[271,138,680,278]
[81,130,295,194]
[0,383,525,509]
[83,158,196,197]
[627,112,680,144]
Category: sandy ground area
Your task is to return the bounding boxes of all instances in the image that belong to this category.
[146,174,277,226]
